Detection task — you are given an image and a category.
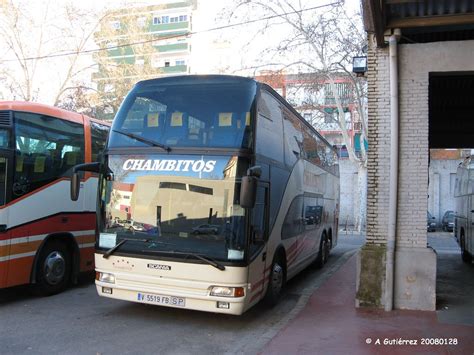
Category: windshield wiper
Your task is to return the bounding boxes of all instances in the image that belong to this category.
[143,250,226,271]
[103,237,150,259]
[112,129,171,152]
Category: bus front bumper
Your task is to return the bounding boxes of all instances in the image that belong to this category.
[95,281,248,315]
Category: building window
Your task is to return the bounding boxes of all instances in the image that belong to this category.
[324,111,334,123]
[179,15,187,22]
[161,16,169,24]
[170,16,179,23]
[164,61,170,67]
[137,17,146,27]
[151,55,160,68]
[110,21,120,30]
[153,16,160,25]
[175,59,185,66]
[104,84,114,93]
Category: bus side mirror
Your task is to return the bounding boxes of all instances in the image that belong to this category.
[240,176,257,208]
[69,162,101,201]
[240,166,261,209]
[71,173,80,201]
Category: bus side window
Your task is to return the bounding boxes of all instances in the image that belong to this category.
[281,195,304,240]
[0,157,7,205]
[283,112,303,167]
[256,91,284,163]
[91,121,110,162]
[249,186,267,256]
[13,112,85,198]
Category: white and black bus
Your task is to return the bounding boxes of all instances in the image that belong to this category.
[72,75,340,314]
[454,156,474,263]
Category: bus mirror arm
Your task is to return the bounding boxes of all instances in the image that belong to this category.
[70,162,101,201]
[247,166,262,178]
[240,166,261,209]
[253,228,265,245]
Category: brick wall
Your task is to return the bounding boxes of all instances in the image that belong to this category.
[366,37,474,248]
[397,50,430,248]
[366,34,390,245]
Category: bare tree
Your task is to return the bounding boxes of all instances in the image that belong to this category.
[56,84,99,117]
[0,1,103,107]
[226,0,368,230]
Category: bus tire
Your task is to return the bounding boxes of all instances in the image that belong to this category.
[461,236,472,264]
[34,241,71,296]
[315,233,328,269]
[264,253,286,306]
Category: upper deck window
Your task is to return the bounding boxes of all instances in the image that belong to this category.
[110,79,256,150]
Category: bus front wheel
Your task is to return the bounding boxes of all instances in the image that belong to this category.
[264,254,286,306]
[34,241,71,296]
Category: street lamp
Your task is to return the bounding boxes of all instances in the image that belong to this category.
[352,56,367,75]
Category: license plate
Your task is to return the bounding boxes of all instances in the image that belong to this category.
[137,292,186,308]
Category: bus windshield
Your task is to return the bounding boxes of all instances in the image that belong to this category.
[98,154,249,262]
[109,77,257,149]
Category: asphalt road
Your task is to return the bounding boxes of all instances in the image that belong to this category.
[0,234,365,355]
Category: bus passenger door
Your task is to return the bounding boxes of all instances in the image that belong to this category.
[247,183,269,304]
[0,149,13,287]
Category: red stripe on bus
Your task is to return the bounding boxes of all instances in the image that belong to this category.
[287,241,297,253]
[0,213,96,241]
[287,242,305,266]
[249,290,263,303]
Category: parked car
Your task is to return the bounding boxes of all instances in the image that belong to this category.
[441,210,455,232]
[427,212,436,232]
[192,224,220,235]
[121,219,156,233]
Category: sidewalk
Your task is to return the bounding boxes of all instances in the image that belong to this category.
[261,255,474,355]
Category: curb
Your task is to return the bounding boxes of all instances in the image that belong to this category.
[229,248,358,355]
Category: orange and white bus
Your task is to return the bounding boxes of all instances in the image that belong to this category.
[0,102,109,295]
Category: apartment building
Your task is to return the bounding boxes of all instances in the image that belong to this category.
[92,0,197,118]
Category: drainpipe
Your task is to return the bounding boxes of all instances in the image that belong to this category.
[385,30,401,312]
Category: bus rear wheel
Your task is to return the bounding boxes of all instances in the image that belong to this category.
[315,234,329,269]
[264,254,286,306]
[34,241,71,296]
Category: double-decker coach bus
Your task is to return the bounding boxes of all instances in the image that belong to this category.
[0,102,109,295]
[72,75,339,314]
[454,155,474,263]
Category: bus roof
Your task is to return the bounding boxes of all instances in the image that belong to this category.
[0,101,109,126]
[136,75,256,87]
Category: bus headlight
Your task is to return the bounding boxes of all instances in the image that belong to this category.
[97,272,115,284]
[210,286,244,297]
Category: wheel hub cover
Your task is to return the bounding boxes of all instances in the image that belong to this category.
[44,251,66,285]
